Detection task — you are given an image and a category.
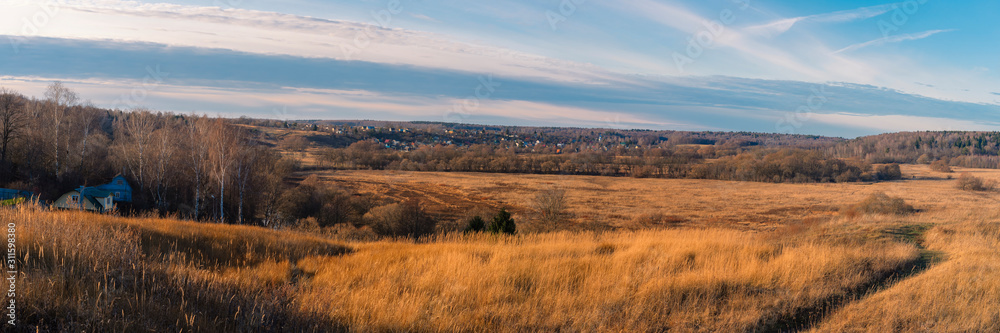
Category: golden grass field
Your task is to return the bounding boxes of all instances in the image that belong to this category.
[303,164,971,231]
[10,164,1000,331]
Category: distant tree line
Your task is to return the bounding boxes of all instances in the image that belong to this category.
[829,131,1000,169]
[315,141,898,183]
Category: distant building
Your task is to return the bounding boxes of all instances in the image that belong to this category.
[52,175,133,213]
[93,174,133,203]
[53,188,116,212]
[0,189,34,206]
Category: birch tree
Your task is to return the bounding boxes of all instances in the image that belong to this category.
[148,123,177,211]
[186,115,211,220]
[208,119,239,222]
[114,109,157,193]
[44,82,77,179]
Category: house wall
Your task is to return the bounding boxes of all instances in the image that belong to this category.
[54,192,101,212]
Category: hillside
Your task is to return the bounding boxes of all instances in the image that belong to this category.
[10,165,1000,331]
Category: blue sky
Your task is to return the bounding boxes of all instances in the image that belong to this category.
[1,0,998,137]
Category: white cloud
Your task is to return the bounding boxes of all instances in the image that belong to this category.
[409,13,439,23]
[0,74,687,129]
[835,29,955,54]
[0,0,631,86]
[746,3,895,37]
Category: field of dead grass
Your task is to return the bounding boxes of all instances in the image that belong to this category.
[301,164,971,231]
[11,164,1000,332]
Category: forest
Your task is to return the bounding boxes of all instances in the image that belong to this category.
[0,84,290,225]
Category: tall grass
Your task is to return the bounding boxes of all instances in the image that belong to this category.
[812,210,1000,332]
[9,205,349,332]
[296,227,917,331]
[8,205,922,332]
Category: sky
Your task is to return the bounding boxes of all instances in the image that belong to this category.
[1,0,998,137]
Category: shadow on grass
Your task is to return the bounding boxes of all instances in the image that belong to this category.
[755,223,946,332]
[124,223,353,269]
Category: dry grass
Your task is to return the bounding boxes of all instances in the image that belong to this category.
[295,228,917,332]
[14,164,1000,331]
[10,205,350,332]
[303,165,946,231]
[812,210,1000,332]
[10,204,922,332]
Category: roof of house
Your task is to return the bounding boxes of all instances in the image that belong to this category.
[0,188,33,201]
[77,187,114,198]
[95,175,132,192]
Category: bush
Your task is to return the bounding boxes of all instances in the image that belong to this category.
[632,212,687,227]
[487,209,516,235]
[533,187,566,222]
[930,160,953,173]
[365,201,437,239]
[956,173,996,192]
[844,192,915,216]
[874,164,903,181]
[278,180,372,228]
[464,216,486,233]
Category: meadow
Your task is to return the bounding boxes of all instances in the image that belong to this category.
[9,164,1000,332]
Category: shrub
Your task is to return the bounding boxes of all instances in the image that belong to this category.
[956,173,996,192]
[464,216,486,233]
[874,164,903,181]
[533,187,566,222]
[632,212,687,227]
[366,201,437,239]
[930,160,953,173]
[487,209,517,235]
[844,192,915,216]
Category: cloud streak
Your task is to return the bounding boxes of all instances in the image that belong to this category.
[835,29,955,53]
[746,3,895,36]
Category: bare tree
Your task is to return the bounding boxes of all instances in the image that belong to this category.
[148,123,178,211]
[234,141,262,224]
[114,109,157,192]
[0,88,25,164]
[532,186,567,222]
[44,82,78,179]
[208,119,239,222]
[186,115,211,220]
[71,104,107,179]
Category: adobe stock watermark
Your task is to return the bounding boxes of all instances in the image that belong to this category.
[879,0,930,38]
[340,0,414,60]
[546,0,588,31]
[673,0,751,73]
[271,105,294,122]
[7,0,61,54]
[444,74,502,123]
[775,85,828,134]
[110,65,170,111]
[604,113,628,130]
[4,220,15,327]
[212,0,244,9]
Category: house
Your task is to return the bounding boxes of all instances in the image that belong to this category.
[53,187,116,212]
[0,189,34,206]
[52,175,133,213]
[93,174,133,203]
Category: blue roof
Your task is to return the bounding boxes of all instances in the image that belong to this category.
[77,187,114,198]
[0,189,33,201]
